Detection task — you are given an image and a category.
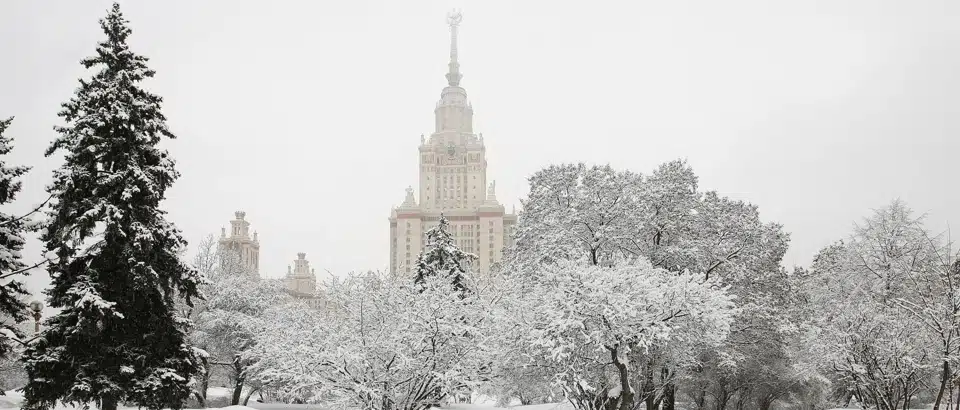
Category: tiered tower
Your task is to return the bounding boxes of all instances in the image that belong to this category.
[283,253,325,309]
[218,211,260,277]
[388,11,517,276]
[284,252,318,296]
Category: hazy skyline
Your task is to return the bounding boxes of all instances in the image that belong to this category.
[2,0,958,297]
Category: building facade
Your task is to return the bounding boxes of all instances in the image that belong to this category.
[388,13,517,276]
[283,252,324,309]
[218,211,260,277]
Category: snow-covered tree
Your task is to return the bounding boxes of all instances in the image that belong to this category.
[21,4,205,410]
[496,256,735,410]
[507,163,642,272]
[802,200,947,410]
[413,215,476,295]
[505,160,794,410]
[184,234,292,407]
[0,117,31,359]
[251,270,491,409]
[507,160,788,280]
[478,273,561,407]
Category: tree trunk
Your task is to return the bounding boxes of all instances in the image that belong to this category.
[954,382,959,410]
[757,395,775,410]
[936,360,951,410]
[661,383,675,410]
[642,363,656,410]
[734,392,748,410]
[101,397,118,410]
[231,378,245,405]
[192,391,206,408]
[196,359,210,408]
[242,386,261,406]
[713,384,731,410]
[231,354,246,405]
[606,345,635,410]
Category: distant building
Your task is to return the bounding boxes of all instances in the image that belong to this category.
[218,211,260,277]
[388,12,517,276]
[283,252,324,309]
[217,211,324,309]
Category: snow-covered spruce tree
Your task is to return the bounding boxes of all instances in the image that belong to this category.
[21,4,205,410]
[413,215,476,295]
[0,117,31,359]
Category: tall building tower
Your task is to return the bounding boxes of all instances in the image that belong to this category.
[284,252,317,296]
[218,211,260,277]
[388,12,517,276]
[283,253,324,309]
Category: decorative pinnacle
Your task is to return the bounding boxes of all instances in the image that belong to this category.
[447,10,463,27]
[445,10,463,87]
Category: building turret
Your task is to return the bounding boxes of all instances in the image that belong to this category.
[284,252,317,296]
[218,210,260,277]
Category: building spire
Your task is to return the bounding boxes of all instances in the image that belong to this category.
[445,10,463,87]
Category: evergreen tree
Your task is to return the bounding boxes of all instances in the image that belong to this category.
[21,4,204,410]
[0,117,31,358]
[413,215,475,295]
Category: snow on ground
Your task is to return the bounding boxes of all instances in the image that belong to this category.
[0,390,261,410]
[439,404,572,410]
[2,391,930,410]
[0,390,575,410]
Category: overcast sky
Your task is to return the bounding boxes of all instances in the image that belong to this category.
[1,0,958,297]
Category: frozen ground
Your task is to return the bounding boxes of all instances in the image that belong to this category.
[0,390,936,410]
[0,389,575,410]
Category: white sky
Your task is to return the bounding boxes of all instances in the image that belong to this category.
[1,0,958,296]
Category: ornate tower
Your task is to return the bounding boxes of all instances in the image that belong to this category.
[218,211,260,277]
[284,252,317,296]
[388,12,517,276]
[282,253,325,310]
[418,10,487,212]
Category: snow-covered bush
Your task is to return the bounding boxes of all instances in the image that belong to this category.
[250,270,491,410]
